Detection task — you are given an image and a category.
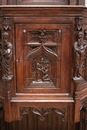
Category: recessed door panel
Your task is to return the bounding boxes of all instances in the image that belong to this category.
[16,23,72,93]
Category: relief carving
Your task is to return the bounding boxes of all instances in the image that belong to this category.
[3,18,11,31]
[23,29,61,88]
[75,17,83,31]
[20,107,66,121]
[73,31,87,80]
[33,56,51,82]
[20,107,31,120]
[2,18,13,82]
[31,108,53,121]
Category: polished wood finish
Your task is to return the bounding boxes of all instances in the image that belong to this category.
[0,0,85,5]
[0,4,87,130]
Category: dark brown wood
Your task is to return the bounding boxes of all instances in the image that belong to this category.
[0,0,85,5]
[0,4,87,130]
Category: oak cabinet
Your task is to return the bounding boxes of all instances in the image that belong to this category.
[0,4,87,130]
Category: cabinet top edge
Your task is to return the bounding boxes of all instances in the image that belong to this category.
[0,5,86,8]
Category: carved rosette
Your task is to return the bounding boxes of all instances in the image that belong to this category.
[20,107,66,121]
[2,18,13,82]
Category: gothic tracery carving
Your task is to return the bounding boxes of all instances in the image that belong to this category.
[20,107,66,121]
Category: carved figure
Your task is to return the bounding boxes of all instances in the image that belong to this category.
[75,17,83,31]
[74,32,87,77]
[33,56,50,82]
[2,32,13,81]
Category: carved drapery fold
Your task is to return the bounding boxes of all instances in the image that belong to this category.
[2,18,13,82]
[73,31,87,80]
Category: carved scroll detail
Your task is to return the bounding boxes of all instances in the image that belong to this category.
[20,107,66,121]
[75,17,83,31]
[2,18,13,82]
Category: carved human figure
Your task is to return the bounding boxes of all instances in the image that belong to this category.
[74,32,87,77]
[75,17,83,31]
[2,32,13,80]
[33,56,50,82]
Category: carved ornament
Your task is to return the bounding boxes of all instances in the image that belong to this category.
[20,107,66,121]
[73,31,87,81]
[33,56,51,82]
[3,18,11,31]
[75,17,83,31]
[2,18,13,82]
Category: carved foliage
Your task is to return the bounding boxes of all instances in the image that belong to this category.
[20,107,66,121]
[2,18,13,82]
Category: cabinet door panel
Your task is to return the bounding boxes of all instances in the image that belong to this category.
[16,23,72,93]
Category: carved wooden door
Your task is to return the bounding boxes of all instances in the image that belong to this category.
[16,24,72,94]
[15,23,74,130]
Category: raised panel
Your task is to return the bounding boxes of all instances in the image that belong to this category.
[16,23,72,93]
